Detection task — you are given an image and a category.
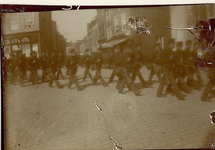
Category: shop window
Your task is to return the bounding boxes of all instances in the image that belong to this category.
[32,43,39,57]
[22,44,31,57]
[22,37,30,43]
[4,46,11,59]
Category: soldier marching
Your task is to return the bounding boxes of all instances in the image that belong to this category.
[3,38,214,102]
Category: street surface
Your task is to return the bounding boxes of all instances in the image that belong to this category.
[3,66,215,150]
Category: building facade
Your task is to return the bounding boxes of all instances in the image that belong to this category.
[170,4,215,50]
[93,7,171,54]
[2,11,66,58]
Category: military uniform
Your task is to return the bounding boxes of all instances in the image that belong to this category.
[56,51,66,80]
[174,42,192,93]
[131,46,147,87]
[47,51,63,88]
[118,50,141,96]
[183,40,201,90]
[157,39,186,100]
[29,51,39,84]
[90,49,108,87]
[65,49,82,90]
[39,52,48,82]
[82,49,94,83]
[8,53,16,85]
[147,44,163,86]
[17,52,26,86]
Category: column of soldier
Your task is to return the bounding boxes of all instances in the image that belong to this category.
[4,39,214,101]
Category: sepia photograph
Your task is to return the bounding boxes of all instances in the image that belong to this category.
[1,4,215,149]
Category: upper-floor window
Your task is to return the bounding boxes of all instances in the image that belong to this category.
[10,13,19,30]
[109,26,112,38]
[121,12,127,31]
[107,27,110,39]
[106,10,111,22]
[25,12,34,28]
[114,16,119,33]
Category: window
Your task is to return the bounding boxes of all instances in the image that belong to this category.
[114,16,119,33]
[25,12,34,28]
[109,26,112,38]
[4,46,11,59]
[106,12,109,22]
[106,10,111,22]
[32,43,39,57]
[22,44,31,57]
[22,37,30,43]
[107,28,109,39]
[10,13,19,30]
[12,45,21,51]
[121,12,127,31]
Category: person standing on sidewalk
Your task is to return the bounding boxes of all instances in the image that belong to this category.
[65,49,83,91]
[47,51,63,88]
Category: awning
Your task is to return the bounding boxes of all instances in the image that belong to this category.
[110,38,128,47]
[100,38,128,48]
[101,42,111,48]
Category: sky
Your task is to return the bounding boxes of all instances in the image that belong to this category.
[52,9,97,43]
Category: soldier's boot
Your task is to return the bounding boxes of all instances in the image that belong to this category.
[99,77,108,87]
[156,82,165,97]
[187,79,199,90]
[83,70,87,81]
[131,73,136,83]
[147,70,154,85]
[172,84,187,100]
[178,83,192,93]
[55,80,63,89]
[109,72,115,83]
[118,79,126,94]
[89,74,96,84]
[49,80,53,87]
[138,73,147,88]
[74,82,83,91]
[128,83,141,96]
[165,84,173,94]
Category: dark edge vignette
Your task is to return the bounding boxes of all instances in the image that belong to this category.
[1,4,214,150]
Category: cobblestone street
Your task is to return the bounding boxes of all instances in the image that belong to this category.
[3,66,215,150]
